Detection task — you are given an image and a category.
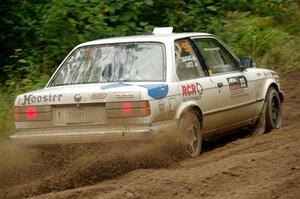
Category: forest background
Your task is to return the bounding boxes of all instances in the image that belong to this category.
[1,0,300,139]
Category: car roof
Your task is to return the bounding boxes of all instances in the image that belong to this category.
[78,33,212,47]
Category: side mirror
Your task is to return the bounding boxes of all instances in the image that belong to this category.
[240,57,253,70]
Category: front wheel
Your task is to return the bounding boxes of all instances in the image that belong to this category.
[266,87,282,132]
[253,87,282,135]
[179,110,202,157]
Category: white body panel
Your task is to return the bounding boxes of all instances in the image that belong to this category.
[11,32,284,143]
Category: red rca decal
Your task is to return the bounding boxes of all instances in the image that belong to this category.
[182,84,196,96]
[181,83,203,97]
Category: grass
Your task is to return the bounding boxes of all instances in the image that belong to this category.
[0,90,15,140]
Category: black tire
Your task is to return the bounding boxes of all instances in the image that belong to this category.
[265,87,282,132]
[179,110,202,157]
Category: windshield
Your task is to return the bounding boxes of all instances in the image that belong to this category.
[49,42,165,86]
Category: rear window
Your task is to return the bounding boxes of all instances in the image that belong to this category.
[50,42,165,86]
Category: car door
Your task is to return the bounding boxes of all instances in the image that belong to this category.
[174,38,224,135]
[191,37,257,132]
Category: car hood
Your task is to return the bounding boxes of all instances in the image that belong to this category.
[15,82,169,106]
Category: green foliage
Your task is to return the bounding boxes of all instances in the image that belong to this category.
[0,0,300,138]
[260,36,300,71]
[40,0,155,66]
[0,91,14,139]
[273,1,300,36]
[220,13,289,58]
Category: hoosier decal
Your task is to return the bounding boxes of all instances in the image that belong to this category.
[21,94,62,105]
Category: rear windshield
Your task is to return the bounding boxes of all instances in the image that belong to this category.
[49,42,165,86]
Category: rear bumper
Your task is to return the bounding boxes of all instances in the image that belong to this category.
[10,120,178,145]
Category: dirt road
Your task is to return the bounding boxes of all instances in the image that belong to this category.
[1,70,299,199]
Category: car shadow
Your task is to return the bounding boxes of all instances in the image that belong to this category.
[202,129,252,153]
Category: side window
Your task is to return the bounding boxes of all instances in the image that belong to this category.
[175,39,205,81]
[193,38,239,75]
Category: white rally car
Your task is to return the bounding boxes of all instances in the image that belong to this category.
[11,27,284,157]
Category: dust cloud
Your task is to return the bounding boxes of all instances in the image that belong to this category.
[0,141,36,188]
[0,130,188,198]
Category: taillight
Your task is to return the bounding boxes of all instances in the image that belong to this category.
[14,106,52,121]
[26,107,37,119]
[121,102,133,116]
[106,101,151,118]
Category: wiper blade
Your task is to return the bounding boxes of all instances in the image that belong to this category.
[51,81,102,87]
[50,82,79,87]
[80,81,101,84]
[50,83,68,87]
[119,77,132,82]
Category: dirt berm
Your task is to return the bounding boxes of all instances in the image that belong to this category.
[0,70,299,199]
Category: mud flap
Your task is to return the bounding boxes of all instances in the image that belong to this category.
[252,101,267,135]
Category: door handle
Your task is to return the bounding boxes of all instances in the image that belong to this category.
[217,82,224,88]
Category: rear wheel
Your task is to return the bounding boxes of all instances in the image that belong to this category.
[179,110,202,157]
[266,87,282,132]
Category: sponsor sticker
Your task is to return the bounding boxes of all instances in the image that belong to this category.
[74,94,82,102]
[181,82,203,101]
[86,48,94,59]
[90,92,107,100]
[115,94,134,99]
[226,76,248,97]
[21,94,63,105]
[181,40,192,52]
[101,83,169,100]
[227,77,240,90]
[263,72,272,77]
[237,76,248,88]
[180,55,198,68]
[180,55,194,62]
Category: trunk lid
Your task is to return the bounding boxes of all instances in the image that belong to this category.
[15,83,143,106]
[14,83,145,128]
[14,82,168,129]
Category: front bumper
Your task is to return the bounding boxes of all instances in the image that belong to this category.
[10,120,178,145]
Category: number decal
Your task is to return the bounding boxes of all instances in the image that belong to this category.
[227,76,248,89]
[226,76,248,97]
[237,76,248,88]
